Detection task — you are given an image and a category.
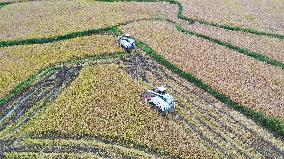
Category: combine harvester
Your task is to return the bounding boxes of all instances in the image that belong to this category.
[118,34,176,115]
[145,86,176,116]
[117,34,136,53]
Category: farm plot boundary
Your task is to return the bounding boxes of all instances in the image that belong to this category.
[1,18,284,137]
[1,18,283,70]
[94,0,284,39]
[1,0,283,39]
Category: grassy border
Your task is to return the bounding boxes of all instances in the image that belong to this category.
[0,26,119,47]
[0,17,168,48]
[0,52,128,107]
[94,0,284,39]
[176,25,284,70]
[195,19,284,40]
[0,2,10,8]
[137,41,284,137]
[2,0,283,40]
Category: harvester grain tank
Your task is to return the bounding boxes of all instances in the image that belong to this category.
[117,34,136,53]
[145,86,176,115]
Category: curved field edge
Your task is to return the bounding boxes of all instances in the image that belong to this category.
[176,25,284,70]
[0,3,8,8]
[1,0,283,40]
[1,23,284,137]
[136,41,284,137]
[8,138,160,158]
[1,18,283,71]
[93,0,284,39]
[0,52,128,107]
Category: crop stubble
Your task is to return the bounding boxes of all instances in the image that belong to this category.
[0,35,122,99]
[19,64,214,159]
[119,20,284,120]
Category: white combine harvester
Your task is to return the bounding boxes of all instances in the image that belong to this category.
[117,34,136,53]
[145,86,176,115]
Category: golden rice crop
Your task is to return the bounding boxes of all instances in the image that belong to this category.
[184,22,284,63]
[0,0,177,41]
[21,64,214,158]
[6,152,100,159]
[119,20,284,120]
[0,34,122,99]
[180,0,284,34]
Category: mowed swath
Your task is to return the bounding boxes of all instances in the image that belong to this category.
[0,0,177,41]
[14,53,284,158]
[180,0,284,35]
[0,35,122,99]
[0,0,284,158]
[19,64,214,159]
[120,20,284,120]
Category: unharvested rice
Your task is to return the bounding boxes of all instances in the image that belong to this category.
[180,0,284,34]
[0,35,122,99]
[0,0,177,41]
[21,64,214,158]
[120,20,284,120]
[184,22,284,63]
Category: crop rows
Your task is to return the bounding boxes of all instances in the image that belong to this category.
[181,0,284,35]
[0,34,122,99]
[121,53,284,158]
[1,51,282,158]
[1,0,284,158]
[0,0,177,41]
[183,21,284,63]
[5,138,161,159]
[120,20,284,121]
[18,62,212,158]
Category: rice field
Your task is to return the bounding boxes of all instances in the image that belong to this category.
[0,0,177,41]
[120,20,284,120]
[180,0,284,35]
[1,0,284,158]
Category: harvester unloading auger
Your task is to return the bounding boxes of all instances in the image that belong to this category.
[145,86,176,116]
[117,34,136,53]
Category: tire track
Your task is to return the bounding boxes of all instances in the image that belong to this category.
[122,53,284,158]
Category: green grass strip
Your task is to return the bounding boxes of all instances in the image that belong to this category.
[0,67,56,106]
[137,41,284,137]
[0,2,11,9]
[195,20,284,40]
[94,0,284,39]
[0,26,119,47]
[1,0,283,39]
[176,25,284,70]
[0,52,128,107]
[0,17,168,48]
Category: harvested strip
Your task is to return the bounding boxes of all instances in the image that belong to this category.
[121,53,284,158]
[180,0,284,35]
[0,34,122,99]
[0,66,81,135]
[184,22,284,63]
[13,138,159,158]
[0,0,177,41]
[6,152,109,159]
[20,64,213,158]
[120,21,284,120]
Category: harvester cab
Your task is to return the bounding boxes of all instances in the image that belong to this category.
[117,34,136,53]
[145,86,176,115]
